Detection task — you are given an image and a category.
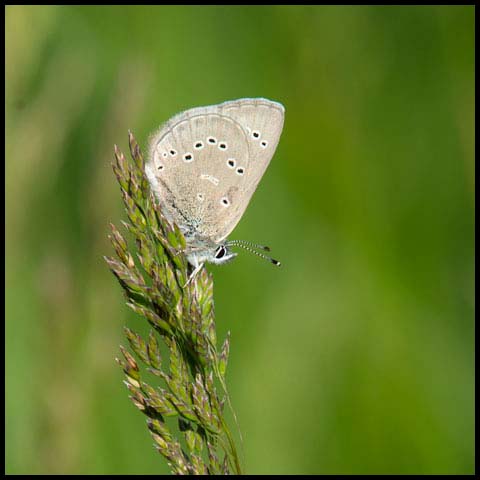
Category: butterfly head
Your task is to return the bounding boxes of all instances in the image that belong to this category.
[208,244,238,265]
[186,242,237,267]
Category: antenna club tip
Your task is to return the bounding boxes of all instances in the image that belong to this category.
[272,259,281,266]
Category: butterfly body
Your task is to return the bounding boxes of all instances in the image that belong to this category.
[145,98,284,279]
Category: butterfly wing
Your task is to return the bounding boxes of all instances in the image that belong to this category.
[146,98,284,244]
[218,98,285,199]
[146,108,251,243]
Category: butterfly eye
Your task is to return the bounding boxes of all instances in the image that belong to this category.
[215,246,226,259]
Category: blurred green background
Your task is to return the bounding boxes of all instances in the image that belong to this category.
[5,5,474,475]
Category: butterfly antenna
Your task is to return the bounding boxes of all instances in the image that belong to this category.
[227,241,281,266]
[227,239,271,252]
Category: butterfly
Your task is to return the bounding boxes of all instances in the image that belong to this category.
[145,98,285,285]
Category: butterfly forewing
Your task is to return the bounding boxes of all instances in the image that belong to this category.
[218,98,285,198]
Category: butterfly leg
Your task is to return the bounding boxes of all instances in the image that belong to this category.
[183,260,204,288]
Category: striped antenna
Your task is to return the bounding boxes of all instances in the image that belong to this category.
[227,240,280,266]
[227,239,271,252]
